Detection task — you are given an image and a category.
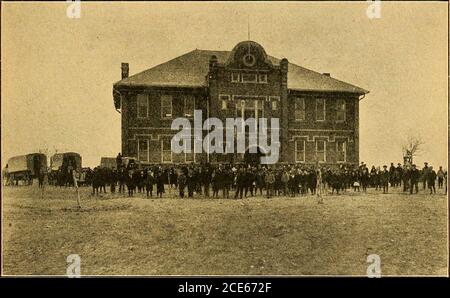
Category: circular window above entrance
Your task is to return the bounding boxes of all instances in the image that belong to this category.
[243,54,256,67]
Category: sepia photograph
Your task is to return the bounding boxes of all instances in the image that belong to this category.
[1,0,448,281]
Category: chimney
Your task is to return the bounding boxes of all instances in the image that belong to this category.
[323,73,331,77]
[121,63,129,79]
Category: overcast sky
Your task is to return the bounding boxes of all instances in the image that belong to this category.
[1,1,448,168]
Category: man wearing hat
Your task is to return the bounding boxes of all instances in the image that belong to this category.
[427,166,437,194]
[422,162,430,190]
[410,164,420,194]
[380,165,390,193]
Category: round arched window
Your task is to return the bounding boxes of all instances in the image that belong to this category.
[243,54,256,67]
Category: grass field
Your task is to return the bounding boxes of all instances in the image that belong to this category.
[1,184,448,276]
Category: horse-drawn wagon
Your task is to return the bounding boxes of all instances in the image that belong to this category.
[5,153,47,185]
[50,152,82,186]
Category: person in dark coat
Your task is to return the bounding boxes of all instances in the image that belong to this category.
[380,165,390,194]
[187,167,195,198]
[234,168,245,199]
[255,170,265,196]
[177,170,187,198]
[202,165,212,197]
[156,168,165,198]
[211,168,220,198]
[126,169,135,197]
[388,162,396,187]
[427,166,437,194]
[422,162,429,190]
[145,169,155,197]
[265,168,275,198]
[410,164,420,194]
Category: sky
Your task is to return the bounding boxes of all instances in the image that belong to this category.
[1,1,448,168]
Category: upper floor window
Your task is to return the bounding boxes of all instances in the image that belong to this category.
[184,95,195,118]
[336,139,346,162]
[219,95,230,110]
[241,73,257,83]
[231,72,268,83]
[258,74,268,83]
[161,95,172,119]
[269,96,280,111]
[316,98,326,121]
[316,139,326,162]
[137,94,149,118]
[294,97,306,121]
[336,99,346,122]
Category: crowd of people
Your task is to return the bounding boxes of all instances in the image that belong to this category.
[82,155,447,199]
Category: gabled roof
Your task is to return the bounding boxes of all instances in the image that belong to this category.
[114,49,368,94]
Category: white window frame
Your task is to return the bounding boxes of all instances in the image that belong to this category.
[269,96,280,111]
[316,98,326,122]
[231,73,240,83]
[161,95,173,119]
[219,95,230,110]
[137,94,149,118]
[241,72,257,83]
[294,97,306,121]
[183,95,195,118]
[336,139,347,163]
[258,74,268,83]
[315,139,326,163]
[336,99,346,123]
[161,138,172,163]
[137,139,149,162]
[295,139,306,163]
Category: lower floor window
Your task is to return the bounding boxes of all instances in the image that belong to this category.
[138,139,149,162]
[295,140,305,162]
[336,140,346,162]
[316,140,326,162]
[161,138,172,163]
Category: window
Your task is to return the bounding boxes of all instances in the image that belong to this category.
[241,73,257,83]
[272,100,278,111]
[294,97,305,121]
[184,95,195,117]
[161,95,172,119]
[316,98,326,121]
[161,138,172,163]
[137,94,148,118]
[219,95,230,110]
[231,73,240,82]
[138,139,149,162]
[316,140,326,162]
[258,74,268,83]
[185,140,194,162]
[269,96,279,111]
[336,99,346,122]
[295,140,305,162]
[336,140,346,162]
[232,72,266,83]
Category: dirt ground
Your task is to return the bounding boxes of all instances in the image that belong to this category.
[1,184,448,276]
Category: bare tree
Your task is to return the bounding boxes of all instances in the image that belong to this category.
[402,134,424,164]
